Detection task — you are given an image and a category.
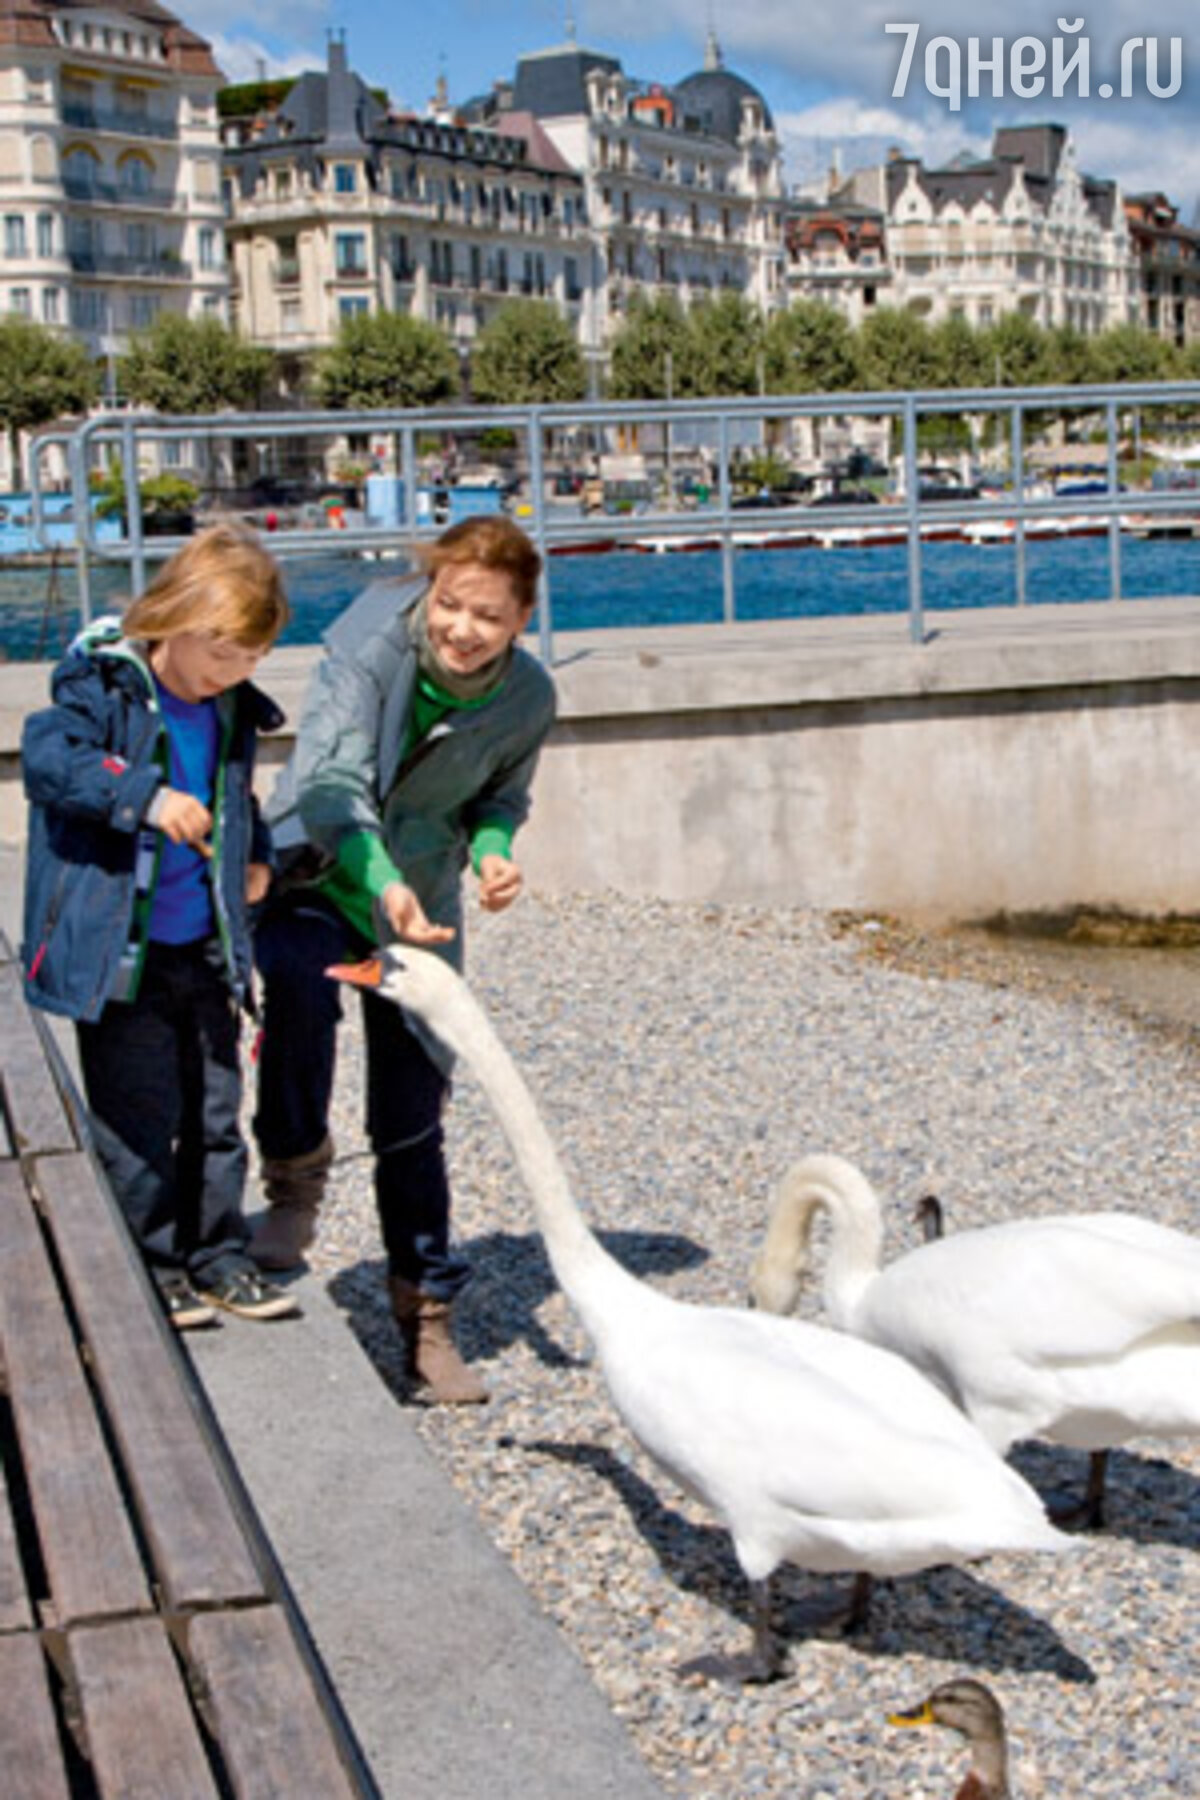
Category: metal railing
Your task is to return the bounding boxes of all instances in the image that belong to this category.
[29,380,1200,661]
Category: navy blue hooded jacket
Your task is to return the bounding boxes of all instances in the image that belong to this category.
[21,619,282,1021]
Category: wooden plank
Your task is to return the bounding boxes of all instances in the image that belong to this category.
[0,1450,34,1633]
[0,962,78,1158]
[0,1163,150,1626]
[70,1615,220,1800]
[0,1632,72,1799]
[189,1606,362,1800]
[37,1154,266,1612]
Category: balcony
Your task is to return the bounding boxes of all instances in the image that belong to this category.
[67,249,192,280]
[62,173,178,210]
[61,103,178,141]
[273,259,300,286]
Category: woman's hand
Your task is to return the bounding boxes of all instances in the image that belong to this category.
[381,881,456,945]
[155,787,212,847]
[478,854,523,913]
[246,862,272,905]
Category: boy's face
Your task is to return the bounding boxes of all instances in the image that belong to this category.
[426,562,533,677]
[150,631,265,703]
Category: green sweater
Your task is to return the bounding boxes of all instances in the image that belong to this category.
[317,668,514,942]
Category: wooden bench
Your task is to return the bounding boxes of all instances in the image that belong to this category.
[0,935,377,1798]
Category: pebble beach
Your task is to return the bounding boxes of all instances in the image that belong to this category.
[305,890,1200,1799]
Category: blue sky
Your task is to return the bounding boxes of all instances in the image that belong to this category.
[193,0,1200,213]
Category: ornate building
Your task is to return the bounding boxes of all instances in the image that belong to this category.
[222,37,587,379]
[467,29,785,379]
[1124,192,1200,348]
[782,196,890,327]
[844,126,1137,334]
[0,0,225,368]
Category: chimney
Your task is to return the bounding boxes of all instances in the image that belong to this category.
[326,29,357,147]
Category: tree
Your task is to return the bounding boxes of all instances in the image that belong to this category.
[684,291,765,397]
[855,307,939,390]
[470,299,586,404]
[1087,322,1180,385]
[929,315,991,390]
[607,292,690,399]
[121,313,274,413]
[313,311,458,410]
[980,312,1051,388]
[762,300,858,396]
[0,316,99,486]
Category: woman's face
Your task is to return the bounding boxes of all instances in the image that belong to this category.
[426,562,532,677]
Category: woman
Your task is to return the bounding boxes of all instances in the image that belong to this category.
[251,515,555,1402]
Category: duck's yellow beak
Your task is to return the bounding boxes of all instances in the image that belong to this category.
[887,1701,935,1728]
[326,958,384,988]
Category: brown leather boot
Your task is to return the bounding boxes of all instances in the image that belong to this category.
[250,1135,335,1271]
[389,1277,488,1405]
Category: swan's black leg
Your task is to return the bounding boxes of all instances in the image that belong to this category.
[1048,1449,1109,1529]
[676,1577,786,1685]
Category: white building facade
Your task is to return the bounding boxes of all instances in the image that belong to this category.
[0,0,226,369]
[847,127,1138,333]
[469,32,786,376]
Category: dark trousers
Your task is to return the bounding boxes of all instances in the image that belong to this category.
[253,890,468,1299]
[76,939,250,1282]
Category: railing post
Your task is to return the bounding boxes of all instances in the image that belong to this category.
[68,431,92,625]
[1011,403,1026,606]
[718,410,734,623]
[902,394,923,643]
[526,406,554,664]
[121,414,146,596]
[1106,399,1123,601]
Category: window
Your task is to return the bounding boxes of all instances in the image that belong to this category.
[70,288,102,328]
[335,232,366,277]
[121,158,151,196]
[36,214,53,257]
[339,295,369,318]
[41,285,59,323]
[8,287,30,315]
[4,215,26,258]
[334,163,357,195]
[272,167,292,197]
[125,221,154,261]
[198,227,216,270]
[130,292,159,327]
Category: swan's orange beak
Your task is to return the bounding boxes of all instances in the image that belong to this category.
[326,958,384,988]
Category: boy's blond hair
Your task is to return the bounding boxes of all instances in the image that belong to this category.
[122,521,290,648]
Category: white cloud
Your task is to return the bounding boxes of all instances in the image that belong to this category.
[776,96,991,192]
[209,31,321,85]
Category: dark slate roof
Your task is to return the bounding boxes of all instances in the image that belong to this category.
[992,124,1066,180]
[512,44,621,118]
[673,66,772,141]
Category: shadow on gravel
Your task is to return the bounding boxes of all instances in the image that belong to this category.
[1011,1440,1200,1548]
[325,1226,708,1400]
[527,1439,1095,1686]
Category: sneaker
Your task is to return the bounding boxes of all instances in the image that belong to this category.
[156,1272,218,1331]
[196,1265,300,1322]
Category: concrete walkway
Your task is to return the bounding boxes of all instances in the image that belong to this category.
[0,846,663,1800]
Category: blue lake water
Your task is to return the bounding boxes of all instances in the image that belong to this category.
[2,533,1200,662]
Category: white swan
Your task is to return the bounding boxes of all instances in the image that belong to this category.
[333,949,1069,1680]
[752,1152,1200,1525]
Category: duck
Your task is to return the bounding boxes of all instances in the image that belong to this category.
[331,948,1070,1681]
[889,1677,1010,1799]
[751,1151,1200,1527]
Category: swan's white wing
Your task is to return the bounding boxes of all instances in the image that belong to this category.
[600,1302,1064,1579]
[864,1216,1200,1368]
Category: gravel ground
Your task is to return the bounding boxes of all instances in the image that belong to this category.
[304,891,1200,1799]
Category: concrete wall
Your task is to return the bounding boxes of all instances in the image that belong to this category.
[5,598,1200,924]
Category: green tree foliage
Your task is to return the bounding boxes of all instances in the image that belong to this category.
[684,291,765,396]
[121,314,274,413]
[981,312,1052,387]
[929,315,992,390]
[0,316,98,485]
[314,311,459,409]
[762,301,858,395]
[607,292,690,399]
[1087,322,1181,384]
[856,307,939,390]
[470,299,586,404]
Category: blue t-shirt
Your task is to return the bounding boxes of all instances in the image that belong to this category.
[149,679,218,945]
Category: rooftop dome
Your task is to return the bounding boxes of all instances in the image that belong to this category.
[675,30,772,141]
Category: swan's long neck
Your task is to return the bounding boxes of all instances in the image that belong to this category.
[426,981,641,1330]
[760,1157,884,1327]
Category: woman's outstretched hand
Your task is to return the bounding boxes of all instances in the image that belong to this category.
[381,881,456,945]
[477,854,523,913]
